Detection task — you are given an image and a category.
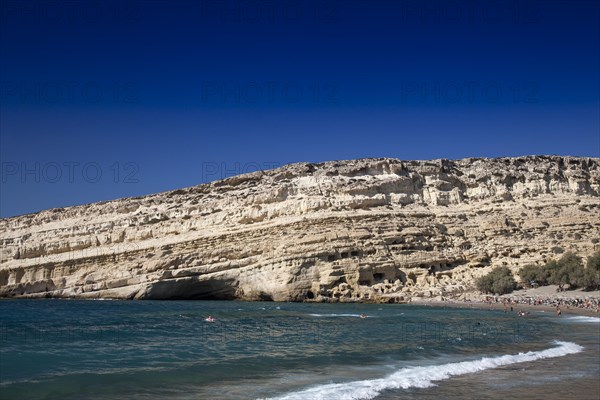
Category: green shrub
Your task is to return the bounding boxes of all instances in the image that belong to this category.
[581,268,600,290]
[518,264,549,287]
[582,250,600,290]
[514,250,600,291]
[547,252,585,289]
[543,259,561,283]
[476,266,516,295]
[587,250,600,271]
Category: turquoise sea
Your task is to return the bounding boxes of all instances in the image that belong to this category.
[1,300,599,399]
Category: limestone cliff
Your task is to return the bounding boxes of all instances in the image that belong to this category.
[1,156,599,302]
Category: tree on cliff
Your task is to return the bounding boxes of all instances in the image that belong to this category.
[518,264,549,287]
[556,252,581,287]
[521,251,599,291]
[582,250,600,290]
[587,250,600,271]
[476,266,516,295]
[547,252,586,289]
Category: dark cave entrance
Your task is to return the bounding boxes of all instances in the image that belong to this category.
[144,278,238,300]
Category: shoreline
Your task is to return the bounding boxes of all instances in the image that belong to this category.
[411,299,600,317]
[2,286,599,318]
[411,285,600,317]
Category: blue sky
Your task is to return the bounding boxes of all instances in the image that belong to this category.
[1,0,599,217]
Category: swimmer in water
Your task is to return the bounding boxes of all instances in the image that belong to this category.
[205,315,215,322]
[359,314,368,319]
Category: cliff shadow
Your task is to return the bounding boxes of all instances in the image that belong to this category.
[141,276,237,300]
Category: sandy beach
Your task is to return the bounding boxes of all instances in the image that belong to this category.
[413,285,600,317]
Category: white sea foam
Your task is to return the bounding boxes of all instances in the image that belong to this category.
[262,341,583,400]
[308,313,364,318]
[565,316,600,323]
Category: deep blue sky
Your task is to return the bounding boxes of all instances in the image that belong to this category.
[1,0,599,218]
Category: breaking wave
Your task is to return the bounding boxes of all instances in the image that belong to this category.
[565,316,600,323]
[262,341,583,400]
[307,313,365,318]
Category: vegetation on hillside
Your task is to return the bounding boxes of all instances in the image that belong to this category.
[476,266,516,295]
[518,250,600,291]
[477,250,600,295]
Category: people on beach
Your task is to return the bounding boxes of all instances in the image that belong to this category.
[478,294,599,312]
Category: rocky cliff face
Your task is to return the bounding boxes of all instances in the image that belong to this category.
[1,156,599,302]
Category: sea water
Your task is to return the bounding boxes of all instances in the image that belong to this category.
[0,300,598,399]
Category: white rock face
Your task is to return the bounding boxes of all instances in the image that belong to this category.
[1,156,599,302]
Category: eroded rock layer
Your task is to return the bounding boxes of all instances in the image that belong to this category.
[1,156,599,302]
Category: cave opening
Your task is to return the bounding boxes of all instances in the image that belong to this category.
[144,278,238,300]
[258,292,274,301]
